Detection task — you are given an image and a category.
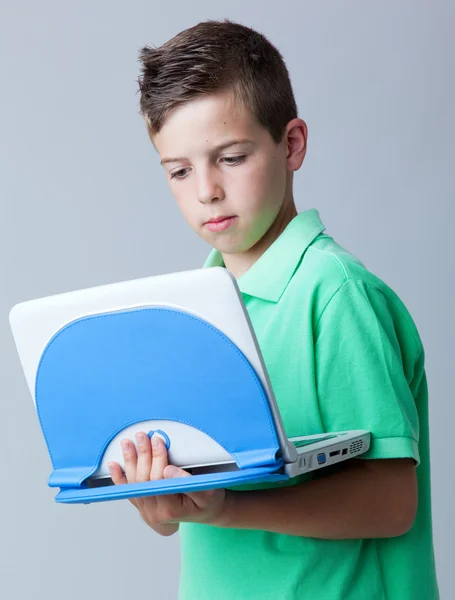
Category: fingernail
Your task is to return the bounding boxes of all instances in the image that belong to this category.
[108,463,114,472]
[151,436,160,449]
[121,440,129,452]
[165,466,178,478]
[135,433,144,446]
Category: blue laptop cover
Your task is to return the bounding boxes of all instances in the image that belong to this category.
[35,306,289,504]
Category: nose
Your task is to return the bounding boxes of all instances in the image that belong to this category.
[196,166,225,205]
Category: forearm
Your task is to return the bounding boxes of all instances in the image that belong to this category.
[213,459,417,539]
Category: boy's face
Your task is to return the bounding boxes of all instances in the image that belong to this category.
[152,91,298,257]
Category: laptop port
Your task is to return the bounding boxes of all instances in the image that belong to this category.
[317,452,326,465]
[329,449,341,457]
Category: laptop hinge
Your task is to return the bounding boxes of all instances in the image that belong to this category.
[233,448,283,470]
[48,467,95,489]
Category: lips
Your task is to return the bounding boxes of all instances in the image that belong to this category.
[204,216,235,224]
[203,216,237,232]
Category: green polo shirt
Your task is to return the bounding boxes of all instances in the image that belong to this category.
[178,209,439,600]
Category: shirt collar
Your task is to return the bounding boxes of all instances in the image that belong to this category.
[203,209,326,302]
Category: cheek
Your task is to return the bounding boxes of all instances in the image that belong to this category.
[246,159,286,207]
[238,161,273,198]
[257,151,285,186]
[173,193,185,213]
[173,192,197,225]
[268,152,287,188]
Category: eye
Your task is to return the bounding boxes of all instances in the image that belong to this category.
[221,155,246,165]
[169,155,247,181]
[169,168,190,180]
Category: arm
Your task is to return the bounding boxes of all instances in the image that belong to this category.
[110,434,417,539]
[213,457,418,538]
[212,281,421,539]
[110,280,421,538]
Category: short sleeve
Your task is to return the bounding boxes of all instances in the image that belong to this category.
[314,278,421,464]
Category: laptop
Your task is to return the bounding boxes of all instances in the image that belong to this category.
[9,266,370,504]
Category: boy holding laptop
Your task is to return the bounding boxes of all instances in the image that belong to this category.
[108,19,438,600]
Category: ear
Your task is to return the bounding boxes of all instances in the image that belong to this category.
[286,118,308,172]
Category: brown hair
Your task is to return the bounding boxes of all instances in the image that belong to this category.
[137,19,298,144]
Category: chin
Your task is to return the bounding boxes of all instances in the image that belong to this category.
[214,240,254,256]
[197,223,255,255]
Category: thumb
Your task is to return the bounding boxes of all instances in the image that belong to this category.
[164,465,222,508]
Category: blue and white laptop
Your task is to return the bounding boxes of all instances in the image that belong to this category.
[9,267,370,504]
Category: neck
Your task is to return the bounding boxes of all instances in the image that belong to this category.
[222,200,298,279]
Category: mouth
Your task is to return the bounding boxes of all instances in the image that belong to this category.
[204,215,235,224]
[203,215,237,232]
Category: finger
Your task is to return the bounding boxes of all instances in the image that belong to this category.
[150,436,169,480]
[121,439,138,483]
[135,432,152,482]
[108,462,128,485]
[109,461,139,508]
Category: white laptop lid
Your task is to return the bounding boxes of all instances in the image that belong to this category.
[9,267,298,473]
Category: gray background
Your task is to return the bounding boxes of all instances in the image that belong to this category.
[1,1,453,598]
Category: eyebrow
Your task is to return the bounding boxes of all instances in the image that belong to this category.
[160,138,254,166]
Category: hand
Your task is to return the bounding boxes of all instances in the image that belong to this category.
[108,432,227,536]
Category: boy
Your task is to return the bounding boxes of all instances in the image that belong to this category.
[108,19,439,600]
